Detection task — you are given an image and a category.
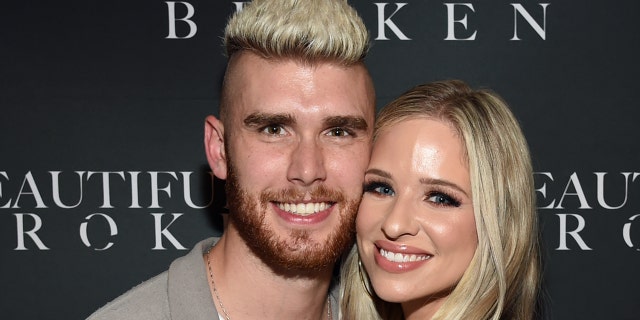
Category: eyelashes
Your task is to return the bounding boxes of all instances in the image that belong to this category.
[257,124,355,138]
[425,191,461,207]
[260,124,286,135]
[326,127,355,137]
[363,180,395,196]
[363,179,462,208]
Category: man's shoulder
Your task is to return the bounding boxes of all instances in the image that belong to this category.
[87,272,170,320]
[85,238,219,320]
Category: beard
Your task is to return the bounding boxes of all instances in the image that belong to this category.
[225,162,359,275]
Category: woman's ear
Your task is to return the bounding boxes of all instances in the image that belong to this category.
[204,115,227,180]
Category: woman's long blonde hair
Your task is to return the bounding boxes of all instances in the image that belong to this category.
[340,80,542,320]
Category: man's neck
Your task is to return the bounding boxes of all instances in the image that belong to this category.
[204,228,334,320]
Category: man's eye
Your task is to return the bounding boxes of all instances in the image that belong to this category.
[262,125,285,135]
[327,127,351,137]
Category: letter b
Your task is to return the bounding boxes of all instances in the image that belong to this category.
[166,2,197,39]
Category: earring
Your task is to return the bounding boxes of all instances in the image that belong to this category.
[358,257,373,297]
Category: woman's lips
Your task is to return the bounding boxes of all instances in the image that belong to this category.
[372,241,433,273]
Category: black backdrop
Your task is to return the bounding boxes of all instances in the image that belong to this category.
[2,1,639,319]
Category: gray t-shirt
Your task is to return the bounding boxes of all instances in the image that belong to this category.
[87,237,339,319]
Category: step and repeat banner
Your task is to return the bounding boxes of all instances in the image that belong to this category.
[2,1,639,319]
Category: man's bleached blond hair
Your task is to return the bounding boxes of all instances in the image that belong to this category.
[224,0,369,64]
[219,0,372,125]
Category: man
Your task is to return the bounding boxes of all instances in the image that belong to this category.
[88,0,374,319]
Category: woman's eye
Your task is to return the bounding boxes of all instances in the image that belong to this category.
[364,182,395,196]
[262,125,285,135]
[375,186,394,195]
[427,192,461,207]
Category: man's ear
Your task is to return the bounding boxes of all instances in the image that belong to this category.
[204,115,227,180]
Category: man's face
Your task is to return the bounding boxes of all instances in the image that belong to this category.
[223,52,375,273]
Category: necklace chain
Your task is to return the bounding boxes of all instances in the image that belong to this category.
[205,249,332,320]
[206,249,232,320]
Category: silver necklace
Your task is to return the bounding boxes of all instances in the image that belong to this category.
[206,249,231,320]
[205,250,332,320]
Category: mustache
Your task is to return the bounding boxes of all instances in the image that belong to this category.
[260,185,346,203]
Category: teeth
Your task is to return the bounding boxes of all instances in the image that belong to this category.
[277,202,330,216]
[380,248,431,263]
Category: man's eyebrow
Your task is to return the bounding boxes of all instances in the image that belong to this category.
[324,116,369,131]
[243,112,295,127]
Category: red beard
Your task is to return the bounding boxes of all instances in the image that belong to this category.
[225,163,358,275]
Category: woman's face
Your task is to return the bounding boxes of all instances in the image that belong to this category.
[356,118,478,317]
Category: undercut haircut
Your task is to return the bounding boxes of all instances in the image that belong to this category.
[219,0,372,125]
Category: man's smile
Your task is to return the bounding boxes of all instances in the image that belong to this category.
[276,202,335,216]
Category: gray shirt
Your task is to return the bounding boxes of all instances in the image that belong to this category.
[87,238,220,320]
[87,237,339,319]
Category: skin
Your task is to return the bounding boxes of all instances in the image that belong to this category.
[357,118,478,320]
[204,51,375,319]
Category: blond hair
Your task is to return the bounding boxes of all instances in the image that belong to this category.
[341,80,542,320]
[219,0,370,123]
[224,0,369,64]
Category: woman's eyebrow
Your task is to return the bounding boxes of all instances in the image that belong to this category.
[365,168,392,179]
[419,177,469,198]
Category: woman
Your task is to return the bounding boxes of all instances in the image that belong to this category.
[341,80,542,320]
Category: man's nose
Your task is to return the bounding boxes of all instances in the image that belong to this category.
[286,137,327,186]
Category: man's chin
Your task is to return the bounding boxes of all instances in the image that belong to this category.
[260,235,341,273]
